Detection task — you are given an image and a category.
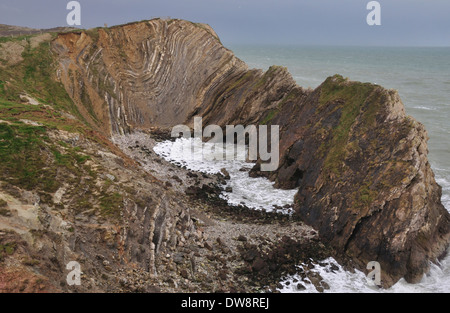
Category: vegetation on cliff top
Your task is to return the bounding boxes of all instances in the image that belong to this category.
[315,75,416,210]
[0,36,82,119]
[0,33,126,221]
[318,75,378,175]
[0,21,447,289]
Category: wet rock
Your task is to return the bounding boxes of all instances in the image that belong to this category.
[330,263,339,273]
[307,272,325,292]
[187,172,198,178]
[220,168,230,180]
[316,285,324,293]
[296,283,306,291]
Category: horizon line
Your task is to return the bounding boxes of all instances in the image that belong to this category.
[2,19,449,49]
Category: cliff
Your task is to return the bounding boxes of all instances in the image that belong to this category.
[0,18,449,290]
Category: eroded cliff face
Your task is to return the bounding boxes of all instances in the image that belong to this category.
[0,125,198,292]
[50,18,450,287]
[274,76,450,286]
[52,20,247,134]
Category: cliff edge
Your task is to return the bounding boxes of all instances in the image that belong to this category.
[0,18,448,289]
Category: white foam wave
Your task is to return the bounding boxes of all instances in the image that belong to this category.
[412,106,437,111]
[153,138,296,213]
[279,163,450,293]
[278,258,378,293]
[154,138,450,293]
[435,175,450,212]
[279,256,450,293]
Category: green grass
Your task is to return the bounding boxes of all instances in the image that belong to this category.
[0,35,84,123]
[315,75,413,210]
[21,41,80,114]
[0,35,33,44]
[99,192,123,220]
[0,120,91,195]
[0,242,16,261]
[255,65,285,89]
[84,28,100,42]
[0,198,8,216]
[0,97,89,134]
[0,33,132,222]
[278,89,299,108]
[52,145,90,170]
[0,122,55,192]
[0,120,124,220]
[0,94,128,221]
[0,208,9,216]
[318,75,377,175]
[260,109,279,125]
[226,71,254,93]
[357,183,377,207]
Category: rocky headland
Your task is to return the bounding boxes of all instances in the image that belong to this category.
[0,18,449,292]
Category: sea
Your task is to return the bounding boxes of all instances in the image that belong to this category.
[153,45,450,293]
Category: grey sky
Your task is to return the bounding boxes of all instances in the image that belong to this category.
[0,0,449,46]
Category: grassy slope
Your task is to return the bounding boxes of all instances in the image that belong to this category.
[0,34,124,221]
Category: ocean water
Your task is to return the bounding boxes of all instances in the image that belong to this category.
[154,46,450,292]
[153,138,296,214]
[230,45,450,211]
[229,45,450,293]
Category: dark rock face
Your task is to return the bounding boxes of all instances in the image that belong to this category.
[280,76,450,287]
[51,18,450,287]
[238,235,330,289]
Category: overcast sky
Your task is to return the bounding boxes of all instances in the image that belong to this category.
[1,0,449,46]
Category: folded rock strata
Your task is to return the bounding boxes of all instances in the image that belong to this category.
[49,18,450,287]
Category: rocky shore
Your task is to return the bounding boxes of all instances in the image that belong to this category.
[1,18,449,292]
[112,131,332,293]
[0,127,332,293]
